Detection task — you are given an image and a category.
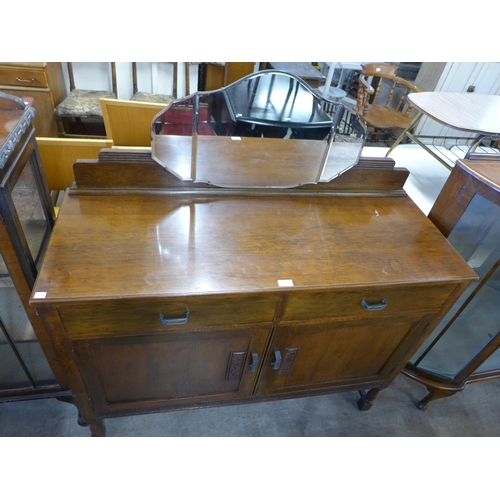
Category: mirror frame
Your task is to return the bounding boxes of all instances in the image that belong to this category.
[151,69,366,188]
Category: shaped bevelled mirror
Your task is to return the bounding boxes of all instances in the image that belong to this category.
[152,69,366,188]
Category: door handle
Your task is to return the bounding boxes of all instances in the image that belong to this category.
[249,352,259,372]
[16,77,36,83]
[271,348,282,370]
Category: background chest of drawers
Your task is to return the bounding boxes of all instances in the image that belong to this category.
[0,62,66,137]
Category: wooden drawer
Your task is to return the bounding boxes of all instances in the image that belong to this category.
[57,294,280,339]
[0,66,48,88]
[282,284,457,322]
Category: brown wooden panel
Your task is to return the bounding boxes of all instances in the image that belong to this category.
[0,88,59,137]
[204,64,225,91]
[58,295,279,339]
[46,62,67,107]
[75,327,271,409]
[73,153,407,192]
[31,194,476,305]
[225,63,255,85]
[257,316,421,395]
[0,66,48,88]
[428,165,474,237]
[281,284,457,322]
[100,98,166,147]
[460,159,500,192]
[36,137,113,191]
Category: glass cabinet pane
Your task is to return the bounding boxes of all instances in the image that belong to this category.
[0,254,57,389]
[10,156,50,267]
[411,193,500,378]
[0,319,32,390]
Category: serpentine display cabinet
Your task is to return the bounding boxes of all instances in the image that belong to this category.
[404,157,500,409]
[0,92,69,401]
[28,71,477,436]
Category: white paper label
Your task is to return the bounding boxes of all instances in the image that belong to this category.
[278,280,294,287]
[33,292,47,299]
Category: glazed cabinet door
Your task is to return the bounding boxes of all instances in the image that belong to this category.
[256,315,427,396]
[72,327,271,414]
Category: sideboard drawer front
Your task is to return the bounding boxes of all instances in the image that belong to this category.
[58,295,279,338]
[0,67,48,88]
[282,284,456,322]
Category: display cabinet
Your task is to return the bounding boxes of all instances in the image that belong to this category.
[29,72,476,436]
[0,92,69,401]
[404,158,500,409]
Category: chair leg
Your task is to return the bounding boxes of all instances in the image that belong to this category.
[55,116,66,138]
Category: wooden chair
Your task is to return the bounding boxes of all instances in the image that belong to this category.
[36,137,113,213]
[54,62,117,138]
[355,62,420,142]
[100,98,167,147]
[130,62,178,105]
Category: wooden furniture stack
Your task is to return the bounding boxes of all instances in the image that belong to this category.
[0,62,66,137]
[28,138,476,436]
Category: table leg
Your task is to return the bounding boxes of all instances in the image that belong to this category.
[385,112,422,157]
[322,63,339,98]
[465,134,489,159]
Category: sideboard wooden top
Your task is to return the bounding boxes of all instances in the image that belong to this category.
[32,191,476,304]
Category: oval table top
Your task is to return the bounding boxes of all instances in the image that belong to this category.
[408,92,500,135]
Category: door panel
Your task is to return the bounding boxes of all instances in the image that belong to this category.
[74,327,271,411]
[257,317,421,395]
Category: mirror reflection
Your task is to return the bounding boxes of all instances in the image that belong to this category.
[152,70,366,188]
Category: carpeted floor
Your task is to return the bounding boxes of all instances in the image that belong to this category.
[1,372,500,437]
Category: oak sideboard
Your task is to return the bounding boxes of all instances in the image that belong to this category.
[30,142,477,436]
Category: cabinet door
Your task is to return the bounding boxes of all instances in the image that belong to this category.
[256,316,425,396]
[73,327,271,414]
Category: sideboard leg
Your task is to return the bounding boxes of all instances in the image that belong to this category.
[417,387,456,411]
[357,388,380,411]
[89,420,106,437]
[77,413,89,427]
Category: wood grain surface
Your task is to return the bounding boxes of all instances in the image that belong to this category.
[31,192,476,304]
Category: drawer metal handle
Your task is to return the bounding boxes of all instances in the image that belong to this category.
[16,77,36,83]
[361,298,387,311]
[271,348,282,371]
[159,308,190,325]
[249,352,259,372]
